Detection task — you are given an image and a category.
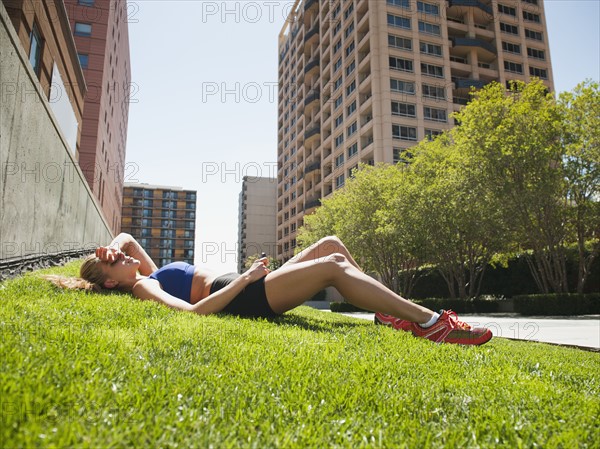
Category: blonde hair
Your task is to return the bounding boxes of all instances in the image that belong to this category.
[43,254,107,291]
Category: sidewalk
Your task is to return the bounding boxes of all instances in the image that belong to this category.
[340,312,600,350]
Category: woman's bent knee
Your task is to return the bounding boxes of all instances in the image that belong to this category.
[318,236,344,254]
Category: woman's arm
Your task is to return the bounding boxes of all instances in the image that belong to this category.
[132,260,269,315]
[98,233,158,275]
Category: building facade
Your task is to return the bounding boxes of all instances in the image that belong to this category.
[121,183,197,267]
[3,0,87,153]
[64,0,131,234]
[237,176,278,272]
[276,0,554,263]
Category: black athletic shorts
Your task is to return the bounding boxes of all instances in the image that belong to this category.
[210,273,278,318]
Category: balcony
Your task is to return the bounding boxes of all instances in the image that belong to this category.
[304,0,318,11]
[304,21,319,43]
[304,90,320,107]
[452,77,489,89]
[447,0,493,16]
[451,37,497,56]
[304,198,321,211]
[304,123,321,140]
[304,55,320,74]
[304,160,321,175]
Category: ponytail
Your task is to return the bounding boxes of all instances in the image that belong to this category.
[42,254,107,292]
[42,274,101,291]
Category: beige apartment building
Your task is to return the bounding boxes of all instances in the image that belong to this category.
[276,0,553,263]
[238,177,278,272]
[121,183,197,266]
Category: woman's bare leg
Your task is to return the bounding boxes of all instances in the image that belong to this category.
[282,236,362,270]
[264,253,434,322]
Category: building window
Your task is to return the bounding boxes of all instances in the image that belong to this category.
[78,54,89,69]
[335,114,344,128]
[523,11,541,23]
[527,47,545,60]
[390,56,414,73]
[344,4,354,20]
[332,2,341,19]
[335,133,344,148]
[344,22,355,39]
[345,41,355,57]
[333,39,342,54]
[392,125,417,141]
[345,60,356,77]
[28,23,43,76]
[347,101,357,116]
[417,1,439,16]
[498,4,516,16]
[347,143,358,159]
[422,84,445,100]
[78,0,95,5]
[333,21,342,36]
[420,42,442,57]
[500,22,519,35]
[334,76,343,91]
[390,79,415,95]
[502,41,521,54]
[424,106,447,122]
[74,22,92,37]
[387,0,410,9]
[346,80,356,96]
[391,101,416,118]
[523,0,538,4]
[388,34,412,51]
[335,153,345,168]
[334,95,343,109]
[525,29,543,41]
[504,61,523,74]
[334,57,342,72]
[393,148,413,164]
[425,129,443,140]
[387,14,411,30]
[418,21,440,36]
[347,121,357,137]
[529,66,548,79]
[336,174,345,188]
[421,63,444,78]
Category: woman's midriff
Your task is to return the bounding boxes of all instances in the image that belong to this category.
[189,267,217,304]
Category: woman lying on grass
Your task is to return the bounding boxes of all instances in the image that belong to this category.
[47,233,492,345]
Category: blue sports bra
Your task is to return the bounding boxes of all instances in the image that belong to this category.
[147,262,196,303]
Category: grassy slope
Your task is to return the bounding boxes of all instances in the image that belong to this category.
[1,261,599,448]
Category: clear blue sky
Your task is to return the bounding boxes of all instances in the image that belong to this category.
[124,0,600,274]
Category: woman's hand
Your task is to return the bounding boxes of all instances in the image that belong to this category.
[242,258,270,283]
[95,245,125,264]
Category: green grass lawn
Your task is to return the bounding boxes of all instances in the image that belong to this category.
[1,261,599,448]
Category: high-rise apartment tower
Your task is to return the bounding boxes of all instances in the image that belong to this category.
[238,176,277,273]
[276,0,553,263]
[121,183,197,267]
[64,0,131,234]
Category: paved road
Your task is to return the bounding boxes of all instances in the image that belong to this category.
[341,312,600,350]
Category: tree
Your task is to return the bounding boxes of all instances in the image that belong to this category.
[559,80,600,292]
[410,133,507,299]
[452,80,569,293]
[298,164,427,297]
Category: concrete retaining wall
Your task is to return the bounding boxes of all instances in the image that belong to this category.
[0,2,112,276]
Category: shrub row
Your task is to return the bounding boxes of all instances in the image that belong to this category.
[330,294,600,316]
[513,293,600,316]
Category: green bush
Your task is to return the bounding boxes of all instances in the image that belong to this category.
[413,298,503,314]
[513,293,600,316]
[329,302,369,313]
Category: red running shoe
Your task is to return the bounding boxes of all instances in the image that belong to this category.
[374,312,412,331]
[375,310,492,345]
